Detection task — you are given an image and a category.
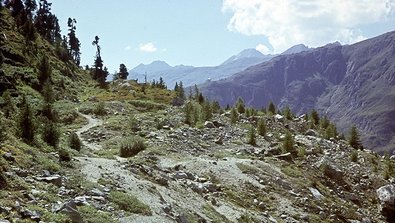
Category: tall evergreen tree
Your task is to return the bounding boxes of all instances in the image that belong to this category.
[247,125,257,146]
[2,90,14,118]
[67,17,81,65]
[268,101,276,114]
[349,125,363,150]
[38,55,51,86]
[257,118,266,136]
[24,0,37,19]
[118,63,129,79]
[34,0,61,43]
[236,97,245,114]
[18,96,35,144]
[91,36,107,86]
[310,109,320,125]
[230,107,238,125]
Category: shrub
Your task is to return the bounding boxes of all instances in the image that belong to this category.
[18,96,36,144]
[349,125,363,150]
[69,132,82,151]
[110,191,151,215]
[236,97,245,114]
[94,102,106,116]
[58,148,71,162]
[119,136,146,158]
[268,101,276,114]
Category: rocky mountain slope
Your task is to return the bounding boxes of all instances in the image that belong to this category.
[200,31,395,153]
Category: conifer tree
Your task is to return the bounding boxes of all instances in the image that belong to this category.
[91,36,108,87]
[38,55,51,86]
[197,93,205,104]
[349,125,363,150]
[268,101,276,114]
[230,107,238,125]
[283,130,296,155]
[184,101,194,125]
[24,0,37,19]
[247,125,257,146]
[18,96,35,144]
[177,81,185,99]
[257,118,266,136]
[118,63,129,79]
[202,101,212,121]
[2,90,14,118]
[67,18,81,65]
[283,105,293,120]
[310,109,320,125]
[236,97,245,114]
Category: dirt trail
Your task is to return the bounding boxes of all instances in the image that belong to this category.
[73,113,275,222]
[76,112,103,150]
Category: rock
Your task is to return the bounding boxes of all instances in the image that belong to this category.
[174,172,195,180]
[305,129,319,136]
[274,152,293,162]
[274,114,284,121]
[212,120,223,128]
[214,136,223,145]
[20,208,41,221]
[89,188,105,197]
[376,184,395,221]
[265,147,281,156]
[3,153,15,162]
[0,220,11,223]
[74,196,89,206]
[309,187,323,199]
[36,174,63,187]
[55,200,83,223]
[204,121,216,128]
[318,158,344,181]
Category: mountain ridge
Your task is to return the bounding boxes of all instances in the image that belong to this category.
[199,31,395,153]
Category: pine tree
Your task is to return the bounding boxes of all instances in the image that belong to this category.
[91,36,108,87]
[184,101,194,125]
[257,118,266,136]
[230,107,238,125]
[349,125,363,150]
[38,55,51,86]
[69,132,81,151]
[67,18,81,65]
[177,81,185,99]
[18,96,35,144]
[268,101,276,114]
[211,101,221,114]
[283,105,293,120]
[24,0,37,20]
[283,130,296,155]
[118,63,129,79]
[42,118,59,148]
[2,90,14,118]
[247,125,257,146]
[197,93,205,104]
[202,101,212,121]
[310,109,320,125]
[236,97,245,114]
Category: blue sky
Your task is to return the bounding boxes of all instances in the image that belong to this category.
[51,0,395,73]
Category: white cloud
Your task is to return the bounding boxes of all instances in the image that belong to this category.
[139,42,157,53]
[124,45,132,51]
[255,43,271,54]
[222,0,395,53]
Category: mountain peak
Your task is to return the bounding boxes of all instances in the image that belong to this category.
[281,44,311,55]
[131,60,172,74]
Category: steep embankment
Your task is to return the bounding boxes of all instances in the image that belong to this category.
[200,31,395,153]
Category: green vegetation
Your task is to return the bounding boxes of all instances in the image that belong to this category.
[230,107,238,124]
[69,132,82,151]
[257,118,266,136]
[119,136,147,158]
[268,101,276,114]
[349,125,363,150]
[247,125,257,146]
[110,191,151,215]
[236,97,245,114]
[283,130,296,155]
[350,150,358,162]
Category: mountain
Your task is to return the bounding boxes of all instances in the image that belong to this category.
[129,48,273,87]
[280,44,311,55]
[132,60,172,75]
[200,31,395,153]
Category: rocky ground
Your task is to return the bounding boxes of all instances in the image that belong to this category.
[1,100,395,223]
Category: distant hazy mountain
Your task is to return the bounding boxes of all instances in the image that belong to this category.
[199,31,395,153]
[129,45,310,87]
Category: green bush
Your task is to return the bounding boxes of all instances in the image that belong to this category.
[94,102,106,116]
[110,191,151,215]
[119,136,146,158]
[58,148,71,162]
[230,107,238,125]
[69,132,82,151]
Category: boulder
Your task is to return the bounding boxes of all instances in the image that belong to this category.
[309,187,323,199]
[54,200,83,223]
[3,153,15,162]
[305,129,319,137]
[376,184,395,222]
[318,158,344,181]
[204,121,216,128]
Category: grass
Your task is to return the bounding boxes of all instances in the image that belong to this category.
[78,206,118,223]
[109,191,151,215]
